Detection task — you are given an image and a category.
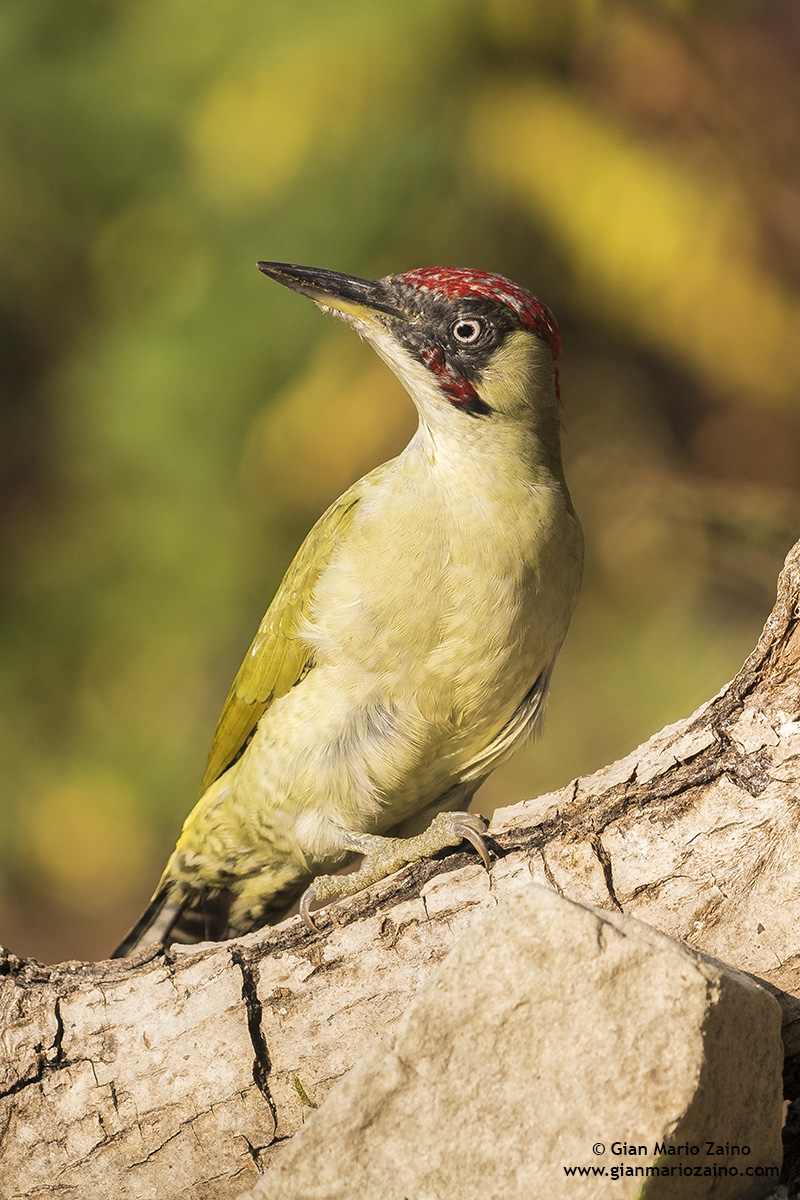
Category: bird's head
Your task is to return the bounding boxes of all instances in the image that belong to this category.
[257,261,563,450]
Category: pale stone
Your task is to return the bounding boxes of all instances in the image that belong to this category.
[238,885,783,1200]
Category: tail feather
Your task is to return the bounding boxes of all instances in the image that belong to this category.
[111,888,184,958]
[111,885,238,958]
[111,874,309,957]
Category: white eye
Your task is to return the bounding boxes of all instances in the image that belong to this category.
[451,317,484,344]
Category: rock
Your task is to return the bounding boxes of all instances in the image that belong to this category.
[237,884,783,1200]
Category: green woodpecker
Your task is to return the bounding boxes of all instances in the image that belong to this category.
[112,262,583,956]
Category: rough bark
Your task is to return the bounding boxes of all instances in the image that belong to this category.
[2,539,800,1200]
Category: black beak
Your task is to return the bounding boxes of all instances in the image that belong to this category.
[257,261,401,320]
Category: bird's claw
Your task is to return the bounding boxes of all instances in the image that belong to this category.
[299,884,319,932]
[451,813,491,871]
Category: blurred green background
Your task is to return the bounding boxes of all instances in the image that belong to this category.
[2,0,799,963]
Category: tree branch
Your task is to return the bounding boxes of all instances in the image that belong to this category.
[2,539,800,1200]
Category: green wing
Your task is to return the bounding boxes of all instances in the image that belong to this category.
[200,467,386,793]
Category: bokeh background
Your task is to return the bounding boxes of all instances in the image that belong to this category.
[2,0,800,963]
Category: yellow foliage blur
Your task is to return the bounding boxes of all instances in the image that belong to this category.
[92,201,213,323]
[23,772,155,914]
[241,336,416,518]
[1,0,799,962]
[188,10,435,209]
[470,79,800,405]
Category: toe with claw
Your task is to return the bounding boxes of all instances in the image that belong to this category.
[298,809,492,932]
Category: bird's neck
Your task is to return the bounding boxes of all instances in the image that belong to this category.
[395,425,572,575]
[369,321,571,500]
[411,393,569,500]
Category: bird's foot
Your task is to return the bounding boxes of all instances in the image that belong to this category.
[299,811,490,930]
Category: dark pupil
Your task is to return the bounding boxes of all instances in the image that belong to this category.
[456,322,476,340]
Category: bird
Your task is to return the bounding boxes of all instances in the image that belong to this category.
[111,261,583,957]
